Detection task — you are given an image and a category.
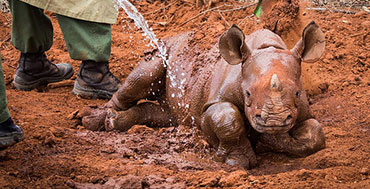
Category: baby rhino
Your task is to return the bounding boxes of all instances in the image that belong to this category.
[81,21,326,169]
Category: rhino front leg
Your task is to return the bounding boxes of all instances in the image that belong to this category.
[257,118,326,157]
[201,102,257,169]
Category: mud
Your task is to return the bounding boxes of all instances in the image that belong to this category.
[261,0,300,36]
[0,0,369,188]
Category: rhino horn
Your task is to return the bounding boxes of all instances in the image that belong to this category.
[270,74,282,91]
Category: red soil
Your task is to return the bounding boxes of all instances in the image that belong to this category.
[0,1,369,188]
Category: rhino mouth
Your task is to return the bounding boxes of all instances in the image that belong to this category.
[253,115,294,133]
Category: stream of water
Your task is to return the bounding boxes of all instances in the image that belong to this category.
[114,0,168,65]
[114,0,188,114]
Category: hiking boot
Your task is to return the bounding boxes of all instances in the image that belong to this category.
[13,52,74,91]
[73,60,121,99]
[0,118,24,149]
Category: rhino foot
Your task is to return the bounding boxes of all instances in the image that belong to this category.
[104,108,138,132]
[105,108,135,131]
[256,118,326,157]
[214,144,257,169]
[81,106,108,131]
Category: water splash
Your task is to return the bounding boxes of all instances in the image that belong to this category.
[114,0,187,111]
[114,0,168,67]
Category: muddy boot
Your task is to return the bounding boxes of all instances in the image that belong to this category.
[13,53,74,91]
[0,118,24,149]
[73,60,121,99]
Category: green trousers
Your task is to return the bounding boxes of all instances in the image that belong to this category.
[0,54,10,124]
[9,0,112,62]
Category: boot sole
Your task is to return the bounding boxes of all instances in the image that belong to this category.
[13,70,74,91]
[0,132,24,149]
[72,81,114,99]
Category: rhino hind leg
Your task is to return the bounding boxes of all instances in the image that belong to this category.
[109,54,166,111]
[105,102,174,131]
[82,53,167,131]
[201,102,257,169]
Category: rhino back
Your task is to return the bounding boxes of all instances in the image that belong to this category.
[163,32,226,126]
[245,29,287,52]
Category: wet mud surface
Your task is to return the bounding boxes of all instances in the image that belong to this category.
[0,1,369,188]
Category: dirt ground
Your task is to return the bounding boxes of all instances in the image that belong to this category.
[0,0,369,188]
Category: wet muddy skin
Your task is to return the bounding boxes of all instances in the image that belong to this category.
[0,1,369,188]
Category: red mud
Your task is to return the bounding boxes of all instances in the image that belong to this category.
[0,1,369,188]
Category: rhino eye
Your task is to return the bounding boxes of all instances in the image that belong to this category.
[246,91,251,97]
[295,91,300,97]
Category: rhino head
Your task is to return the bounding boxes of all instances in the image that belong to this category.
[219,21,325,134]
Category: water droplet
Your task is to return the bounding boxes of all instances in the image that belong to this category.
[116,0,189,112]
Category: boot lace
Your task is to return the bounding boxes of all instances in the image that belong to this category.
[104,63,120,84]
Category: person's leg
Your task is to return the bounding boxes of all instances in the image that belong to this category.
[0,59,10,124]
[0,54,24,149]
[9,0,53,53]
[9,0,73,91]
[57,14,120,99]
[56,14,111,62]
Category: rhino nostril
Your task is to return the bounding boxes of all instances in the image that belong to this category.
[284,115,293,125]
[256,114,265,123]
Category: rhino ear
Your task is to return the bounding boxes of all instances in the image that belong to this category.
[291,21,326,63]
[219,24,251,65]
